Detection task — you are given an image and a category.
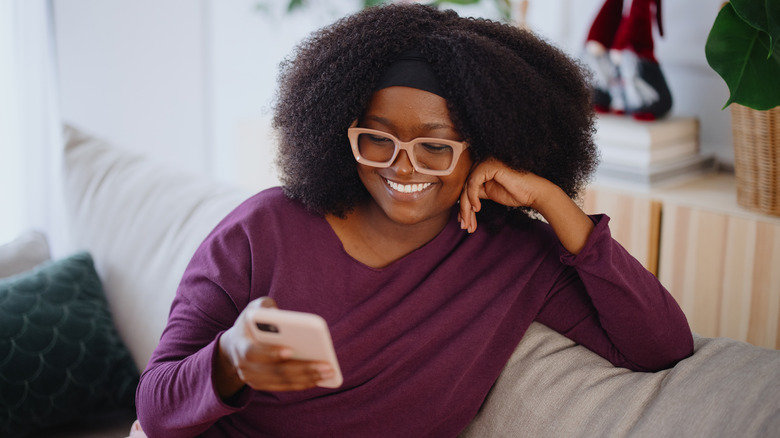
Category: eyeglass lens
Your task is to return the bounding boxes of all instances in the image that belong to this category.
[356,133,455,171]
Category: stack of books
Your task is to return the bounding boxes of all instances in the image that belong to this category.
[593,114,716,189]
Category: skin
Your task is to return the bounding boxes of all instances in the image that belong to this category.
[213,86,595,399]
[326,86,475,268]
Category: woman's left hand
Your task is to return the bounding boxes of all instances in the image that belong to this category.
[459,158,549,230]
[459,158,595,255]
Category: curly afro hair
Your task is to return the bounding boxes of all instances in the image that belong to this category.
[273,3,598,223]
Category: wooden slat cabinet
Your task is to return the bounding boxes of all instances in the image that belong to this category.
[585,173,780,349]
[582,187,661,275]
[658,202,780,349]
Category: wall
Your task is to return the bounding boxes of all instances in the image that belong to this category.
[53,0,210,175]
[53,0,734,192]
[207,0,362,190]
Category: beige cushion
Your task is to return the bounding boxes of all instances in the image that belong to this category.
[0,230,50,278]
[461,322,780,437]
[62,125,251,370]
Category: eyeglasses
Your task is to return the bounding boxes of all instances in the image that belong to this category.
[347,120,469,176]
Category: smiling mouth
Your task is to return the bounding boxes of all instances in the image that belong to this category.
[385,178,432,194]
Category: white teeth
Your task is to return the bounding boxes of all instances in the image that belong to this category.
[386,179,432,193]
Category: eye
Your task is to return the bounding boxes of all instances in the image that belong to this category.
[420,142,452,154]
[368,134,394,145]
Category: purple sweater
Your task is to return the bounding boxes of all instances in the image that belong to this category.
[137,187,692,437]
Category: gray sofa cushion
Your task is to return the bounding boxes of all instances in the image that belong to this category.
[461,322,780,437]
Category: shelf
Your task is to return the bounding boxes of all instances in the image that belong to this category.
[590,172,780,225]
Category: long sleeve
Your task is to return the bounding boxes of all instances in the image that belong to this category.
[535,214,694,371]
[135,297,253,437]
[135,217,256,437]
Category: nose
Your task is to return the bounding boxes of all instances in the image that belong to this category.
[391,150,415,176]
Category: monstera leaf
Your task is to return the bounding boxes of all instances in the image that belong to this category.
[730,0,780,52]
[705,1,780,110]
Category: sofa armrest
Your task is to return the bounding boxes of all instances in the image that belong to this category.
[462,322,780,437]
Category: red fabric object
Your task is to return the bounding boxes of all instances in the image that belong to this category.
[586,0,624,48]
[613,0,663,62]
[586,0,663,62]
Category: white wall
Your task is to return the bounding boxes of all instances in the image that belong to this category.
[53,0,735,193]
[54,0,210,175]
[208,0,363,190]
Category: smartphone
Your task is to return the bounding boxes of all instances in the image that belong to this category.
[250,307,343,388]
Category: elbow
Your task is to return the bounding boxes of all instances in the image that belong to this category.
[623,329,695,372]
[635,304,696,372]
[662,329,695,369]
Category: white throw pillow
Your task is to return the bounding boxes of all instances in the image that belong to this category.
[0,230,51,278]
[62,125,251,370]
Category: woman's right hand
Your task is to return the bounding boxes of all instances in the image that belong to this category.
[213,297,335,399]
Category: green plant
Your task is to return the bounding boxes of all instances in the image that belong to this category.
[705,0,780,110]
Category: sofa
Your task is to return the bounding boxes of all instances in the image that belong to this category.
[1,125,778,437]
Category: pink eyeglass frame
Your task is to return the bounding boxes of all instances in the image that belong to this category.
[346,120,469,176]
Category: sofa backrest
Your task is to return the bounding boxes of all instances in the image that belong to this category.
[62,125,251,370]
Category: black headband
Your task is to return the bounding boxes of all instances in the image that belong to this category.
[374,49,445,98]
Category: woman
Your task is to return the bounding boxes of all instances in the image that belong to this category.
[134,4,693,437]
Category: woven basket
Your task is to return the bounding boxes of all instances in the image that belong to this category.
[730,104,780,217]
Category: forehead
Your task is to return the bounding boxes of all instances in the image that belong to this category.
[363,86,453,127]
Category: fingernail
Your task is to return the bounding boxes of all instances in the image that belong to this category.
[278,348,293,359]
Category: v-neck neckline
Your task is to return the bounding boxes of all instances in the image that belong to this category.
[320,207,463,272]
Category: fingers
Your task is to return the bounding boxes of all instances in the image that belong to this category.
[460,161,497,233]
[246,296,277,311]
[228,297,336,392]
[464,167,488,213]
[242,338,335,390]
[244,341,293,363]
[237,358,335,392]
[458,186,476,233]
[229,336,336,391]
[458,195,478,234]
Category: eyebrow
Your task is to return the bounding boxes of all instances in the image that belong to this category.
[364,115,456,132]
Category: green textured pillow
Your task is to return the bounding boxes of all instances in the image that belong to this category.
[0,252,139,438]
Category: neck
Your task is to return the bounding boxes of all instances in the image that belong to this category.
[362,201,451,244]
[326,203,453,268]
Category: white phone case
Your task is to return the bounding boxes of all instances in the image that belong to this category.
[250,307,343,388]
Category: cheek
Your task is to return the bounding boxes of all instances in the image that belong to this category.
[440,169,471,202]
[356,164,371,182]
[357,164,382,192]
[448,155,474,188]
